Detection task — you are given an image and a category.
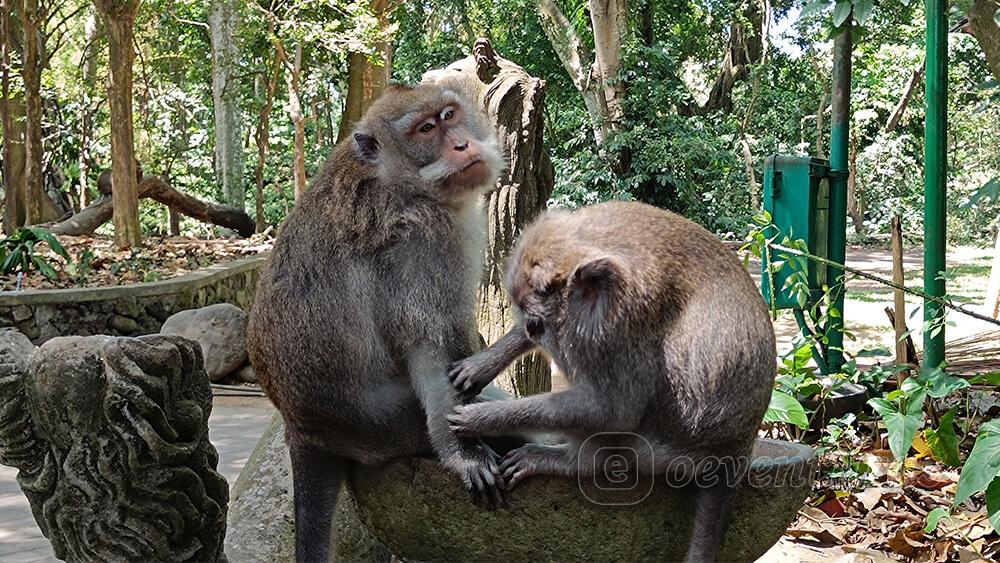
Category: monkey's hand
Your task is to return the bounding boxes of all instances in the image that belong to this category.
[448,353,500,398]
[500,444,564,489]
[442,443,504,510]
[446,403,494,438]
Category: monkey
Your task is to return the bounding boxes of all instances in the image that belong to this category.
[96,160,143,197]
[246,82,506,563]
[445,200,776,563]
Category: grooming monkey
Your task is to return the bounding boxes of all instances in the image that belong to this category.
[447,201,776,563]
[247,83,505,563]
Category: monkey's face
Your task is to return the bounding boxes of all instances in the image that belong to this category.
[509,258,568,344]
[508,239,625,347]
[352,85,503,203]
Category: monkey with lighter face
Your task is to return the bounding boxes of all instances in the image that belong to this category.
[247,83,505,563]
[446,201,776,563]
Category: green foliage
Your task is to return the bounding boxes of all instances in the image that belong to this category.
[0,228,71,281]
[924,406,961,467]
[764,389,809,429]
[868,387,925,464]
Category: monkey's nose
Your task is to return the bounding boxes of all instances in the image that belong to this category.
[525,317,545,339]
[453,140,469,151]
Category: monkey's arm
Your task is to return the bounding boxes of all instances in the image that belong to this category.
[446,382,641,438]
[409,344,502,507]
[449,327,536,397]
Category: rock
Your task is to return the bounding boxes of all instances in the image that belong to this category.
[352,439,815,563]
[0,334,228,561]
[226,413,390,563]
[12,305,32,322]
[108,314,140,334]
[161,303,248,382]
[233,364,258,383]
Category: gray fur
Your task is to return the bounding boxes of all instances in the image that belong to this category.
[247,83,504,563]
[447,201,776,563]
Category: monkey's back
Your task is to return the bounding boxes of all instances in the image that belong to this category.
[534,201,776,456]
[247,144,479,461]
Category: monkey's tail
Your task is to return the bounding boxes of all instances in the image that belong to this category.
[288,444,349,563]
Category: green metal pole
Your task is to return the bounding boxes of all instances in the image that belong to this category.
[826,19,852,372]
[923,0,948,368]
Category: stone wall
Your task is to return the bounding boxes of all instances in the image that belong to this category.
[0,256,265,344]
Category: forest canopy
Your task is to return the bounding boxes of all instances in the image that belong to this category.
[0,0,998,247]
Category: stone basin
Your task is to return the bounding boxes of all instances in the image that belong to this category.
[227,414,814,563]
[352,439,815,563]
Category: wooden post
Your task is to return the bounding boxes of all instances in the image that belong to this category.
[891,215,910,381]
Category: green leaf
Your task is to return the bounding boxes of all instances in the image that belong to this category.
[869,394,925,462]
[832,0,853,26]
[918,366,969,399]
[965,177,1000,209]
[988,477,1000,533]
[924,407,960,467]
[955,420,1000,505]
[764,389,809,429]
[852,0,874,24]
[925,506,949,533]
[27,227,69,261]
[31,255,57,281]
[995,6,1000,27]
[970,372,1000,386]
[800,0,833,18]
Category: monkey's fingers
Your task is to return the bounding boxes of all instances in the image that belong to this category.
[466,467,502,510]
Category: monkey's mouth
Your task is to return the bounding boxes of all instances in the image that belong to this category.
[450,159,488,187]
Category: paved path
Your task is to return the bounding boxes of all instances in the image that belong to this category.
[0,396,275,563]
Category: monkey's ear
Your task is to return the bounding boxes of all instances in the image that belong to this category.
[568,256,623,333]
[353,133,379,163]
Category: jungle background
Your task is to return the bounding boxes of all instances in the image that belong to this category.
[2,0,1000,560]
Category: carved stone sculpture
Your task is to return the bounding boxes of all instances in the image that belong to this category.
[0,331,228,562]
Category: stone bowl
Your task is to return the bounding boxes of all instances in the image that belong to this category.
[352,439,815,563]
[802,382,869,430]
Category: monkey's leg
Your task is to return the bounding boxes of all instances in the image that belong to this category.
[409,344,503,508]
[288,442,347,563]
[447,384,628,438]
[684,482,738,563]
[449,327,536,397]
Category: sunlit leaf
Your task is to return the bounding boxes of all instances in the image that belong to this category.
[956,420,1000,505]
[764,389,809,429]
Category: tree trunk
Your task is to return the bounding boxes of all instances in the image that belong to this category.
[335,0,393,142]
[76,10,101,211]
[208,0,245,209]
[254,44,280,232]
[286,42,307,201]
[1,0,27,233]
[424,39,554,398]
[967,0,1000,81]
[95,0,142,248]
[677,0,764,116]
[984,224,1000,318]
[50,176,255,237]
[19,0,60,224]
[535,0,607,145]
[588,0,627,131]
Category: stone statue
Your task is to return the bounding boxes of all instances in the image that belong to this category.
[0,331,228,562]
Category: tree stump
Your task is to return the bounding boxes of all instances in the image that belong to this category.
[423,38,554,398]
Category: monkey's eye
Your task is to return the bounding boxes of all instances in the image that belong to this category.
[418,121,436,134]
[442,108,455,121]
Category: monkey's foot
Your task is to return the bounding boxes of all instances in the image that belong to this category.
[448,355,498,398]
[443,444,504,510]
[500,444,570,489]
